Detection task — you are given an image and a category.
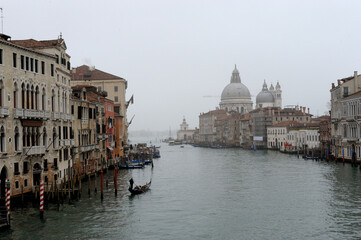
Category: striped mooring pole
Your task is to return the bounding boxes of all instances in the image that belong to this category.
[40,181,44,219]
[5,179,10,225]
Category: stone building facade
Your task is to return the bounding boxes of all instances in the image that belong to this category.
[0,34,73,196]
[71,65,128,145]
[330,71,361,161]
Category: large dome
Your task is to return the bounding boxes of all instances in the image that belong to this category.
[221,82,251,100]
[219,65,253,113]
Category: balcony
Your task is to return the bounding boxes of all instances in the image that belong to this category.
[14,108,50,120]
[23,146,46,155]
[0,107,9,117]
[64,139,70,146]
[70,139,75,145]
[53,112,60,121]
[79,144,96,152]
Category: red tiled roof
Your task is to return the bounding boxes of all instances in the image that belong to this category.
[11,38,63,48]
[71,65,123,81]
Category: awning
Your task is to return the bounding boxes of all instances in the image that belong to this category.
[107,146,114,151]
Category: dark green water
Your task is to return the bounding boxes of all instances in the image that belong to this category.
[2,142,361,240]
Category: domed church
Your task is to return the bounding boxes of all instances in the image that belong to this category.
[255,80,282,109]
[219,65,253,113]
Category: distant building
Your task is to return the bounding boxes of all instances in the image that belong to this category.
[71,65,129,145]
[256,80,282,109]
[219,66,253,113]
[330,71,361,161]
[249,106,312,149]
[176,117,195,143]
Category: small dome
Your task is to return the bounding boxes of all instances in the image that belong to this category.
[256,91,274,103]
[256,80,274,104]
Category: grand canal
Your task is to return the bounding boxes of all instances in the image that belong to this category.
[2,141,361,239]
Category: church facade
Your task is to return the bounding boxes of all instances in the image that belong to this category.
[219,66,282,112]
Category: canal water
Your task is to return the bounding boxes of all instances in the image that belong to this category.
[2,141,361,239]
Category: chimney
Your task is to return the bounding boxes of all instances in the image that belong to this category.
[337,80,341,86]
[307,108,310,114]
[299,106,302,112]
[355,71,359,92]
[303,107,306,114]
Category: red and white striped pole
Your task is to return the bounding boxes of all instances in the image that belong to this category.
[40,181,44,219]
[5,179,10,225]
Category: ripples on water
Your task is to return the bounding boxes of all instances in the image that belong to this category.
[2,143,361,239]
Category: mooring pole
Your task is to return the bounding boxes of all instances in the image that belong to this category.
[88,174,91,197]
[114,168,117,196]
[100,171,104,200]
[5,179,10,226]
[40,181,44,219]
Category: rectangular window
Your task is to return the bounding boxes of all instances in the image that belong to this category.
[13,53,17,68]
[344,87,349,97]
[55,54,59,64]
[14,162,19,175]
[51,64,54,76]
[41,61,45,74]
[97,86,102,92]
[67,61,70,70]
[114,96,118,102]
[114,86,118,92]
[21,55,25,69]
[44,159,48,171]
[35,59,38,73]
[30,58,34,72]
[25,56,29,70]
[0,49,3,65]
[23,162,29,174]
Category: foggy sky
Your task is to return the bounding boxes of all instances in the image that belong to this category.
[3,0,361,132]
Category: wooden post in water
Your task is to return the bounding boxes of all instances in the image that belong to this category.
[68,178,71,204]
[114,168,117,196]
[94,172,97,194]
[88,174,91,197]
[40,181,44,219]
[101,171,104,200]
[21,185,24,208]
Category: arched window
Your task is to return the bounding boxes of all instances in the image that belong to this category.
[53,127,57,148]
[15,126,19,151]
[30,85,34,109]
[51,89,55,112]
[14,82,18,108]
[58,89,61,112]
[0,79,3,107]
[43,128,47,147]
[0,126,5,152]
[42,88,46,111]
[35,86,39,110]
[21,83,25,109]
[26,84,30,109]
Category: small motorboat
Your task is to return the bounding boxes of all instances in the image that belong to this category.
[128,178,151,195]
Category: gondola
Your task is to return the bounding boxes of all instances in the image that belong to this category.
[128,178,151,195]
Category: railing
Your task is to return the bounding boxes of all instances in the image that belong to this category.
[53,112,60,120]
[79,144,96,152]
[0,107,9,117]
[64,139,70,146]
[14,108,23,118]
[71,139,75,145]
[59,140,64,147]
[23,146,46,155]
